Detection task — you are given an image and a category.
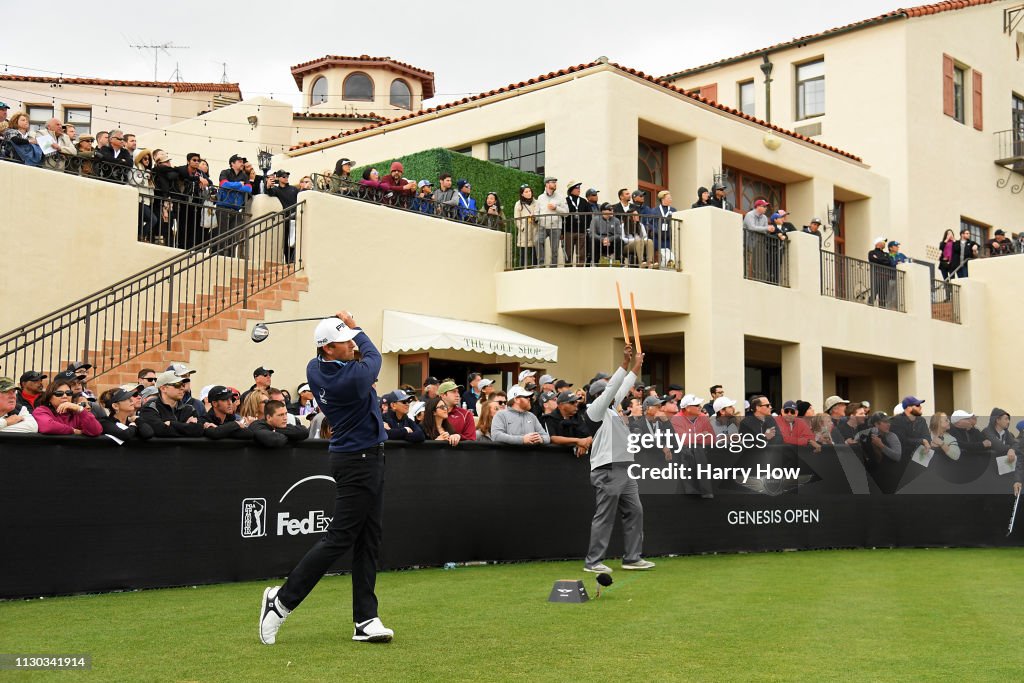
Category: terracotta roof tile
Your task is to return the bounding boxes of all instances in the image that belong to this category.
[288,55,435,98]
[288,61,862,162]
[0,73,241,95]
[662,0,996,80]
[292,112,388,121]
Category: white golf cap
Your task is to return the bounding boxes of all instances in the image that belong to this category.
[518,370,536,382]
[712,397,737,413]
[166,362,196,377]
[198,384,215,401]
[298,383,311,393]
[950,409,975,421]
[680,394,703,407]
[824,395,849,412]
[874,235,887,245]
[314,317,359,347]
[408,401,425,420]
[509,385,534,400]
[478,378,495,389]
[155,370,183,388]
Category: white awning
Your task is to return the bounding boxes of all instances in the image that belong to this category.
[382,311,558,362]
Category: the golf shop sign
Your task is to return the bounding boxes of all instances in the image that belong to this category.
[241,475,334,538]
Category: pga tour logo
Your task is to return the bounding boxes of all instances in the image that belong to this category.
[240,475,335,539]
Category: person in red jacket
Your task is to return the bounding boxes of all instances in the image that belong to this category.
[438,379,477,441]
[32,379,103,436]
[775,400,822,452]
[670,394,716,498]
[377,161,416,206]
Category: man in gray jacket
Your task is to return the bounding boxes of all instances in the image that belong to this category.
[742,199,770,233]
[536,176,567,267]
[431,173,460,219]
[583,345,654,574]
[491,385,550,445]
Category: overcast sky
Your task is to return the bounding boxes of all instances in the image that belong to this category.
[3,0,901,110]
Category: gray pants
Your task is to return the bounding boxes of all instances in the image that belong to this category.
[535,227,563,267]
[586,464,644,566]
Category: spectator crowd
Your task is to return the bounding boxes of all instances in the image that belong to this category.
[3,359,1021,496]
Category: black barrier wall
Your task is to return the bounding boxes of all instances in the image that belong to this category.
[0,435,1020,598]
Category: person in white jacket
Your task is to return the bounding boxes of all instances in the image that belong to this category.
[535,176,567,268]
[583,346,654,573]
[0,377,39,433]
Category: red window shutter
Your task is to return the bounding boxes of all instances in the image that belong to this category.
[942,54,954,117]
[972,70,983,130]
[701,83,718,102]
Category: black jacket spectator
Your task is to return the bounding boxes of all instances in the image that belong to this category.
[889,413,930,457]
[137,399,203,438]
[99,415,154,441]
[266,183,301,209]
[541,410,591,440]
[949,423,989,453]
[249,419,309,448]
[981,408,1016,456]
[691,186,711,209]
[200,412,254,441]
[383,410,425,443]
[739,415,783,443]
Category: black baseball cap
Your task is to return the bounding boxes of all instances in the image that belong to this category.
[668,384,683,391]
[229,154,247,164]
[423,376,440,387]
[383,389,414,404]
[253,367,274,377]
[554,379,574,390]
[556,391,579,404]
[540,391,558,403]
[66,361,93,372]
[105,388,139,408]
[208,385,234,402]
[19,371,47,383]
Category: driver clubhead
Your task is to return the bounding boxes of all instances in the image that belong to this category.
[251,323,270,343]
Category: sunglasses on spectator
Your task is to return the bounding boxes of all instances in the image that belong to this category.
[168,382,184,389]
[142,377,157,382]
[495,400,506,405]
[52,390,75,397]
[783,409,797,415]
[111,136,123,141]
[436,404,449,411]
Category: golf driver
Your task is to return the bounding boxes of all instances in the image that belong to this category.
[250,316,331,343]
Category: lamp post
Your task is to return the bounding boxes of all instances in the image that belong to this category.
[824,203,842,250]
[257,147,273,194]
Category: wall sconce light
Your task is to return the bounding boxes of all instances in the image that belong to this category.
[762,133,782,151]
[247,115,258,127]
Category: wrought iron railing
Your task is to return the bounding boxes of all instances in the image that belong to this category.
[931,280,962,324]
[820,250,905,312]
[743,230,790,287]
[307,173,684,271]
[0,203,304,383]
[994,128,1024,166]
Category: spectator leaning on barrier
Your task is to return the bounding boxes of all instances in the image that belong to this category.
[710,396,739,438]
[423,396,461,446]
[137,371,204,438]
[1,376,39,433]
[438,380,476,441]
[590,202,623,265]
[834,403,868,445]
[412,180,434,213]
[491,385,550,446]
[743,199,770,232]
[250,400,309,448]
[775,400,821,452]
[382,390,425,443]
[564,181,590,266]
[455,180,477,222]
[981,408,1017,461]
[888,396,930,458]
[948,409,991,453]
[32,379,102,436]
[950,227,980,278]
[100,386,153,441]
[432,173,459,218]
[379,161,416,206]
[986,229,1014,257]
[692,186,711,209]
[475,399,501,442]
[217,154,254,236]
[201,385,254,441]
[739,396,781,443]
[542,391,592,457]
[857,412,901,466]
[927,413,961,461]
[803,218,824,245]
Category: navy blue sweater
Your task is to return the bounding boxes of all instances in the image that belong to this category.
[306,330,386,453]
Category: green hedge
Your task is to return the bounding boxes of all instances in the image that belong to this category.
[352,148,543,217]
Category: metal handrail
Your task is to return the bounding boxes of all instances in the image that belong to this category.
[743,229,790,287]
[0,203,304,382]
[820,250,905,312]
[931,279,962,324]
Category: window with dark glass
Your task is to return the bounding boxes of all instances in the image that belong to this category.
[721,166,785,214]
[310,77,328,106]
[343,72,374,102]
[488,130,544,174]
[390,79,412,110]
[796,59,825,120]
[960,217,987,246]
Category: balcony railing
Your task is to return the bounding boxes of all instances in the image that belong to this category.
[307,174,684,272]
[931,280,962,324]
[995,128,1024,167]
[820,250,905,312]
[743,230,790,287]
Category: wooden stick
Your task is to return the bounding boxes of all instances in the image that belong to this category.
[630,292,642,355]
[615,282,631,345]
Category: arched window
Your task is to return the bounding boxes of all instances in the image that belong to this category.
[343,72,374,102]
[390,79,412,110]
[310,77,328,106]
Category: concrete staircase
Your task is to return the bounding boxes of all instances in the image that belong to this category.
[85,271,309,389]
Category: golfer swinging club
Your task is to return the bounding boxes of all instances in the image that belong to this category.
[583,344,655,573]
[260,310,393,645]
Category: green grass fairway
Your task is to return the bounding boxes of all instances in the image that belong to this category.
[3,549,1023,682]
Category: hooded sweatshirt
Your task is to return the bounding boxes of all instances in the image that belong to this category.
[981,408,1015,456]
